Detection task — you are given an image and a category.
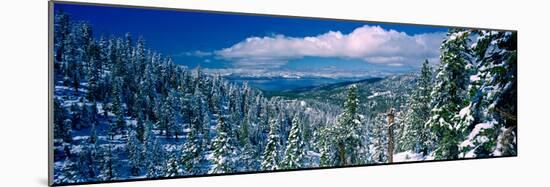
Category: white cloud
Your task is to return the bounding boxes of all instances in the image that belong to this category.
[215,25,445,68]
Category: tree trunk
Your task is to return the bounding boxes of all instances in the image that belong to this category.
[387,108,395,163]
[338,141,346,166]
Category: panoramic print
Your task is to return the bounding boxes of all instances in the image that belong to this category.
[51,3,517,185]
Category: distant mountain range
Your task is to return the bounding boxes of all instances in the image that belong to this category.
[225,75,369,92]
[282,77,384,93]
[255,73,417,114]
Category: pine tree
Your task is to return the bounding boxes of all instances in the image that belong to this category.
[333,84,365,166]
[98,143,117,181]
[281,115,304,169]
[368,114,388,163]
[181,123,202,175]
[135,117,146,143]
[145,137,166,178]
[158,96,176,138]
[107,119,117,141]
[427,29,472,160]
[89,120,98,145]
[209,114,234,174]
[199,95,213,150]
[80,103,94,129]
[318,125,333,167]
[127,126,143,176]
[96,36,109,101]
[165,152,182,177]
[53,11,70,69]
[134,37,147,74]
[70,103,82,130]
[238,117,250,147]
[111,38,127,79]
[66,31,82,96]
[112,77,126,133]
[86,39,101,101]
[239,140,259,172]
[168,90,183,139]
[62,118,73,145]
[54,98,70,140]
[458,31,517,158]
[399,60,435,156]
[261,118,280,171]
[78,144,96,180]
[57,158,83,184]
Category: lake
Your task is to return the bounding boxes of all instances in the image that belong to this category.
[226,76,364,92]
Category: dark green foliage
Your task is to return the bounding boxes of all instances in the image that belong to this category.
[399,60,435,156]
[427,29,472,160]
[261,118,280,170]
[457,31,517,158]
[281,115,304,169]
[210,114,235,174]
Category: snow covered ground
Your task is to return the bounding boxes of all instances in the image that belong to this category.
[393,151,434,162]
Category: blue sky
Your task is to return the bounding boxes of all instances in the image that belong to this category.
[54,3,448,78]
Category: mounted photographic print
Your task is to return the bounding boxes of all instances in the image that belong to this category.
[49,1,517,186]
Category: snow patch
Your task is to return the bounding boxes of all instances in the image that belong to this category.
[459,121,496,148]
[367,91,391,99]
[393,150,434,162]
[470,74,480,82]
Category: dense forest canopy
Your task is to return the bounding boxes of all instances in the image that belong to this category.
[52,12,516,185]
